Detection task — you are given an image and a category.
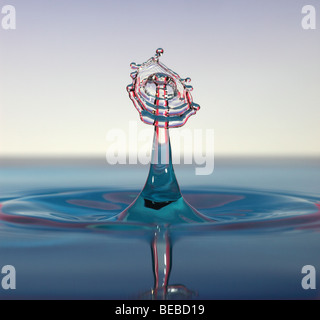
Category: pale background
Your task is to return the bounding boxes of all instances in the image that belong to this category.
[0,0,319,158]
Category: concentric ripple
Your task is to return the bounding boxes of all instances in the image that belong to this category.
[0,188,319,233]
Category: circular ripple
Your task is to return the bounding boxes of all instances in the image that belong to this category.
[0,188,319,233]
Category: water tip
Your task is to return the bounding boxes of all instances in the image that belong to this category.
[156,48,164,57]
[126,84,133,92]
[130,62,139,70]
[192,103,200,111]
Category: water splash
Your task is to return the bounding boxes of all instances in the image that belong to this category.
[1,49,319,300]
[127,48,200,128]
[118,126,211,224]
[122,49,209,225]
[2,189,319,231]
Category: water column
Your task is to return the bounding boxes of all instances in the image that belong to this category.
[120,48,209,224]
[151,226,171,300]
[141,73,182,205]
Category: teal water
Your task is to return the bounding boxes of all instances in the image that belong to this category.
[0,158,319,299]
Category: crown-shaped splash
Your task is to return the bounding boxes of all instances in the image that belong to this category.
[120,49,209,225]
[127,48,200,128]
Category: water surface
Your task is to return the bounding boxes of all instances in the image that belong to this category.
[0,158,319,299]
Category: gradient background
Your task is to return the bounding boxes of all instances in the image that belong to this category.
[0,0,319,159]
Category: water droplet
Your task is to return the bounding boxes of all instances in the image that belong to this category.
[192,103,200,111]
[182,77,191,83]
[130,62,139,70]
[156,48,164,57]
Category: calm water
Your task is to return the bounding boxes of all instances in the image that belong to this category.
[0,158,319,299]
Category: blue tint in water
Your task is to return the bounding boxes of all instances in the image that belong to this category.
[0,161,320,299]
[2,188,319,231]
[117,126,211,226]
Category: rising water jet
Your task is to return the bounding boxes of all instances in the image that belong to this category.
[120,48,210,225]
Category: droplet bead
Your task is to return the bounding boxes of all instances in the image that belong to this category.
[156,48,164,57]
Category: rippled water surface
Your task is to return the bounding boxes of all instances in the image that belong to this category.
[0,159,319,299]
